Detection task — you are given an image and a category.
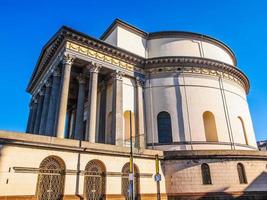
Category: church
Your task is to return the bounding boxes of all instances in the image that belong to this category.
[0,19,267,199]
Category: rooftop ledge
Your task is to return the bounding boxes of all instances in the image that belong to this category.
[0,130,163,159]
[1,130,266,161]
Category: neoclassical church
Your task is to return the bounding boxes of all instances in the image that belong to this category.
[1,19,267,200]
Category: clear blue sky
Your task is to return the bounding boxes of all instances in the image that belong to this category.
[0,0,266,141]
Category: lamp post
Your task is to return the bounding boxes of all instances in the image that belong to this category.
[155,154,161,200]
[129,110,134,200]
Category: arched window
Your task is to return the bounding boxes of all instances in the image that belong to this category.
[238,117,249,145]
[84,159,106,200]
[121,162,140,200]
[203,111,218,142]
[237,163,247,184]
[157,111,173,143]
[201,163,212,185]
[36,156,65,200]
[124,111,136,143]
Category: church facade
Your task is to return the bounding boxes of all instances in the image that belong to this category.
[0,19,267,199]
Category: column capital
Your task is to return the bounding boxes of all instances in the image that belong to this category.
[38,89,45,96]
[111,70,124,81]
[45,78,52,87]
[86,62,102,73]
[62,53,75,66]
[76,74,86,84]
[52,67,61,77]
[30,98,37,107]
[136,76,145,87]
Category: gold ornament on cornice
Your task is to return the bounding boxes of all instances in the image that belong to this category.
[66,41,142,73]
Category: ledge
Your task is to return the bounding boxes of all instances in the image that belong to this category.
[0,130,163,159]
[164,149,267,161]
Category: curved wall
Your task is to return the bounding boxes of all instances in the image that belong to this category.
[144,73,257,151]
[147,37,235,65]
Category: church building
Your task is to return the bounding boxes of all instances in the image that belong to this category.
[0,19,267,199]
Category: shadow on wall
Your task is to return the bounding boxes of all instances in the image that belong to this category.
[167,172,267,200]
[245,171,267,192]
[173,75,186,149]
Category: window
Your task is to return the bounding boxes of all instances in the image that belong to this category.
[238,117,249,145]
[203,111,218,142]
[237,163,247,184]
[157,111,173,143]
[36,156,65,200]
[84,160,106,200]
[201,163,212,185]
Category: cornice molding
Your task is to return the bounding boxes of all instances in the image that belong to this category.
[145,56,249,93]
[27,26,145,93]
[27,26,249,95]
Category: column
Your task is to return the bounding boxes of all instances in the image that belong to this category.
[111,70,123,145]
[33,90,45,134]
[39,79,52,135]
[55,54,74,138]
[135,76,146,148]
[26,98,38,133]
[98,81,107,143]
[68,110,76,139]
[85,63,101,142]
[74,74,86,140]
[45,68,61,136]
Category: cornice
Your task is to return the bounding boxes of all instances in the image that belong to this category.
[145,56,250,94]
[163,150,267,161]
[27,26,145,93]
[27,26,249,95]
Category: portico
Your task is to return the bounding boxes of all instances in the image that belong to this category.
[26,46,146,148]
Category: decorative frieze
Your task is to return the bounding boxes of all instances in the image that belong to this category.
[66,41,142,73]
[145,57,249,93]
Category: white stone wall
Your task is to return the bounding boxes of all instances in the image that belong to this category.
[0,143,165,196]
[144,74,257,150]
[104,26,147,57]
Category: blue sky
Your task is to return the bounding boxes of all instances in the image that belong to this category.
[0,0,266,141]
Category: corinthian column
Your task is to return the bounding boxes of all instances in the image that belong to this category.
[85,63,101,142]
[45,68,61,136]
[110,70,123,145]
[33,90,45,134]
[74,74,86,140]
[135,76,146,148]
[39,79,52,135]
[55,54,74,138]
